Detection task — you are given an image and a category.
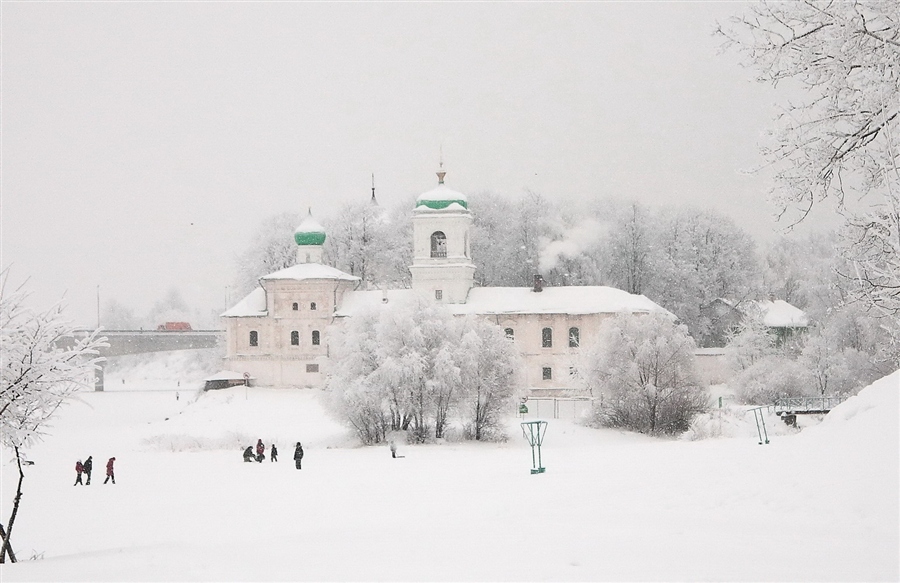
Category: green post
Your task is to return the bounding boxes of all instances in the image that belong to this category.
[520,421,547,474]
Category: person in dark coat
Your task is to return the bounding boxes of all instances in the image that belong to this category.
[293,442,303,470]
[243,446,254,462]
[74,460,84,486]
[270,444,278,462]
[256,439,265,463]
[83,456,93,485]
[103,457,116,484]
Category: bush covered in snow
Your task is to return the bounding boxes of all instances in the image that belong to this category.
[577,313,708,435]
[730,355,813,404]
[326,296,521,445]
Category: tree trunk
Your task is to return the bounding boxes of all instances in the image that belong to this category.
[1,447,24,563]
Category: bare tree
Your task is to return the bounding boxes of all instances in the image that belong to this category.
[0,274,106,562]
[719,0,900,313]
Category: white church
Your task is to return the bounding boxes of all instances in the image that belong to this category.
[221,169,672,394]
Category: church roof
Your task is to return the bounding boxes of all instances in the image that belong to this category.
[261,263,360,282]
[294,212,326,246]
[334,286,672,318]
[222,287,267,317]
[454,286,673,317]
[416,184,468,210]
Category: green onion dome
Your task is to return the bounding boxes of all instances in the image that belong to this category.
[415,169,468,210]
[294,211,326,246]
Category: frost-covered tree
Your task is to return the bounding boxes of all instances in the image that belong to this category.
[724,308,777,373]
[233,212,302,297]
[456,318,521,441]
[719,0,900,314]
[324,199,412,289]
[605,201,655,295]
[730,356,814,405]
[650,207,761,343]
[326,296,520,444]
[0,276,106,563]
[579,313,707,436]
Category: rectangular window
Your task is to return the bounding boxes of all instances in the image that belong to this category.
[290,331,299,346]
[435,290,443,300]
[249,331,258,347]
[306,364,319,373]
[311,330,320,346]
[569,327,580,348]
[542,367,552,381]
[542,327,553,348]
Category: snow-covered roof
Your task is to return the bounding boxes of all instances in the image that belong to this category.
[753,299,809,328]
[222,287,267,318]
[451,286,673,317]
[295,214,325,235]
[204,370,250,381]
[334,286,672,318]
[334,289,419,317]
[416,184,469,210]
[261,263,360,282]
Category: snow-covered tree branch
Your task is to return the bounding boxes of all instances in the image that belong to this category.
[719,0,900,314]
[1,273,107,562]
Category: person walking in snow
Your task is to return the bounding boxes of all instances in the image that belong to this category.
[293,442,303,470]
[255,439,265,463]
[389,441,398,459]
[270,444,278,462]
[83,456,93,485]
[74,460,84,486]
[243,446,254,462]
[103,457,116,484]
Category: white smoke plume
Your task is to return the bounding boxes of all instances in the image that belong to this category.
[538,219,605,272]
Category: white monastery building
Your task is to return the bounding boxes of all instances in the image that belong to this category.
[222,169,672,393]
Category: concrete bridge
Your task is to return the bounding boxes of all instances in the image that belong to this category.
[69,329,224,390]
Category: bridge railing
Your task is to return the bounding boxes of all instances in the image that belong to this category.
[774,396,846,414]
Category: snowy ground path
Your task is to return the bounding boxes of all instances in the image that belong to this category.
[2,367,897,581]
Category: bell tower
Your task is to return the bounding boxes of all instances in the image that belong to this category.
[409,167,475,303]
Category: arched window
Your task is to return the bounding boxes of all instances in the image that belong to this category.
[542,327,553,348]
[310,302,317,311]
[430,231,447,258]
[569,327,580,348]
[504,328,514,339]
[311,330,320,346]
[249,331,258,347]
[290,331,299,346]
[292,302,299,311]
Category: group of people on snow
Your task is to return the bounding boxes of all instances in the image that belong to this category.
[74,455,115,485]
[240,439,303,470]
[242,439,280,463]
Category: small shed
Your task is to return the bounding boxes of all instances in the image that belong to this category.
[204,370,252,391]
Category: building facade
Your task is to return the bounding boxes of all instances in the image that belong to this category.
[222,171,672,393]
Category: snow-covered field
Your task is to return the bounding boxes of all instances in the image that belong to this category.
[2,352,898,581]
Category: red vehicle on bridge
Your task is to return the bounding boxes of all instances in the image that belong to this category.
[157,322,192,331]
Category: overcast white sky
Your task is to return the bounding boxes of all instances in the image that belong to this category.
[1,1,840,327]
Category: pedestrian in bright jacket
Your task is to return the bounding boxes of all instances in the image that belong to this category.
[103,457,116,484]
[74,460,84,486]
[256,439,265,462]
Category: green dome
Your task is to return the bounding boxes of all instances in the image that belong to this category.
[415,184,468,210]
[294,213,326,246]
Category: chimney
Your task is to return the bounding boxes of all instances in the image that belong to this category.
[533,274,544,293]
